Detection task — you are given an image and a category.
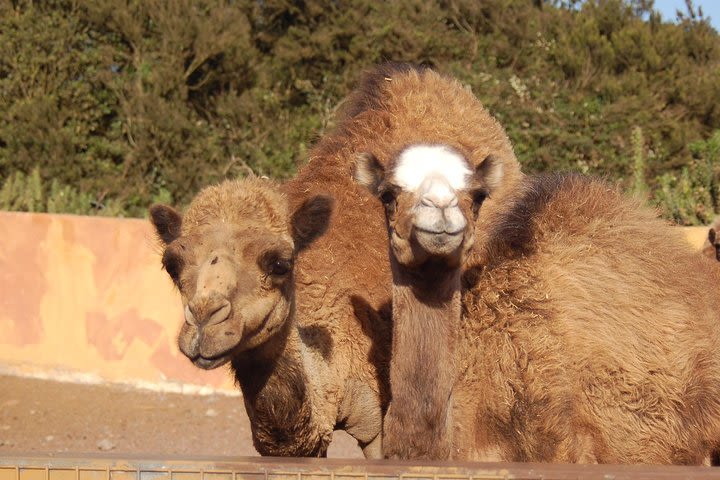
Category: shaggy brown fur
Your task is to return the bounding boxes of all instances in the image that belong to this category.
[151,174,393,458]
[451,172,720,463]
[381,264,460,459]
[152,63,720,464]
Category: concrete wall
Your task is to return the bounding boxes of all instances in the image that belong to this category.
[0,211,712,394]
[0,211,235,394]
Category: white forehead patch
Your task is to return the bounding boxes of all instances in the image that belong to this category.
[392,144,471,192]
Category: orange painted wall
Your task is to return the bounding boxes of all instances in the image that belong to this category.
[0,211,711,393]
[0,211,235,393]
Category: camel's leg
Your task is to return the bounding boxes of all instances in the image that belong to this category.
[360,434,383,459]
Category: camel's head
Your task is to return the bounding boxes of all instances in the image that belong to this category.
[150,178,331,369]
[354,144,503,269]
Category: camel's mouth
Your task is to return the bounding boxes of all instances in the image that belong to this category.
[191,353,231,370]
[414,227,464,237]
[413,228,465,256]
[178,321,240,370]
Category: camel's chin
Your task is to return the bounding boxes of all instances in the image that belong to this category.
[414,229,464,258]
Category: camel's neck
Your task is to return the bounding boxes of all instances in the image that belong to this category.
[384,259,461,459]
[231,314,329,457]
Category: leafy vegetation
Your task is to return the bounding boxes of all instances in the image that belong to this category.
[1,0,718,223]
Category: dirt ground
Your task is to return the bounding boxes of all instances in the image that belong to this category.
[0,375,362,458]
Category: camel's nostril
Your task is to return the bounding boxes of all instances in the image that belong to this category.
[188,297,231,327]
[206,301,232,326]
[420,193,457,210]
[184,304,198,327]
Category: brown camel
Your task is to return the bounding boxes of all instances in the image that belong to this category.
[350,66,511,458]
[343,64,720,463]
[354,146,490,459]
[150,174,393,458]
[452,172,720,463]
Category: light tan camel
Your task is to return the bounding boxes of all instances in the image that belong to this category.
[351,65,512,459]
[150,175,392,458]
[354,146,487,458]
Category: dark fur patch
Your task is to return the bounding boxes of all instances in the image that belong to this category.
[487,172,589,257]
[291,195,333,253]
[149,204,182,245]
[350,295,392,412]
[709,228,720,261]
[232,339,328,457]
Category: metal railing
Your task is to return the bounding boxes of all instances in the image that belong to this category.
[2,455,720,480]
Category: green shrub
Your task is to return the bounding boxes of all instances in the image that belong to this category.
[0,0,718,223]
[0,167,123,216]
[652,131,720,225]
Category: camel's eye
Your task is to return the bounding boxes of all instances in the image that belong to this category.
[270,259,291,276]
[261,250,293,277]
[380,189,396,205]
[379,187,398,216]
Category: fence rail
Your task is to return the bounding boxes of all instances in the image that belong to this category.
[2,455,720,480]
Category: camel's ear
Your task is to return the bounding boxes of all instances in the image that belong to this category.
[709,228,720,261]
[291,195,333,253]
[353,152,385,196]
[475,154,504,192]
[149,204,182,245]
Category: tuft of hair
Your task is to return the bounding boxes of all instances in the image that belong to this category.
[336,62,428,122]
[318,62,522,199]
[182,177,290,241]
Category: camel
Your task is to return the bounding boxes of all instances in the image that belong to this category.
[339,64,519,459]
[450,172,720,463]
[342,64,720,463]
[353,146,490,459]
[345,66,531,459]
[150,174,393,458]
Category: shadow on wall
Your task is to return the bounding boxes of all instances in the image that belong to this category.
[0,211,235,394]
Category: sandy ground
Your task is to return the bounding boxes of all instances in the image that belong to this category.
[0,375,362,458]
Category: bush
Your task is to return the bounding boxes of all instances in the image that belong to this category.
[652,130,720,225]
[0,0,718,223]
[0,167,124,216]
